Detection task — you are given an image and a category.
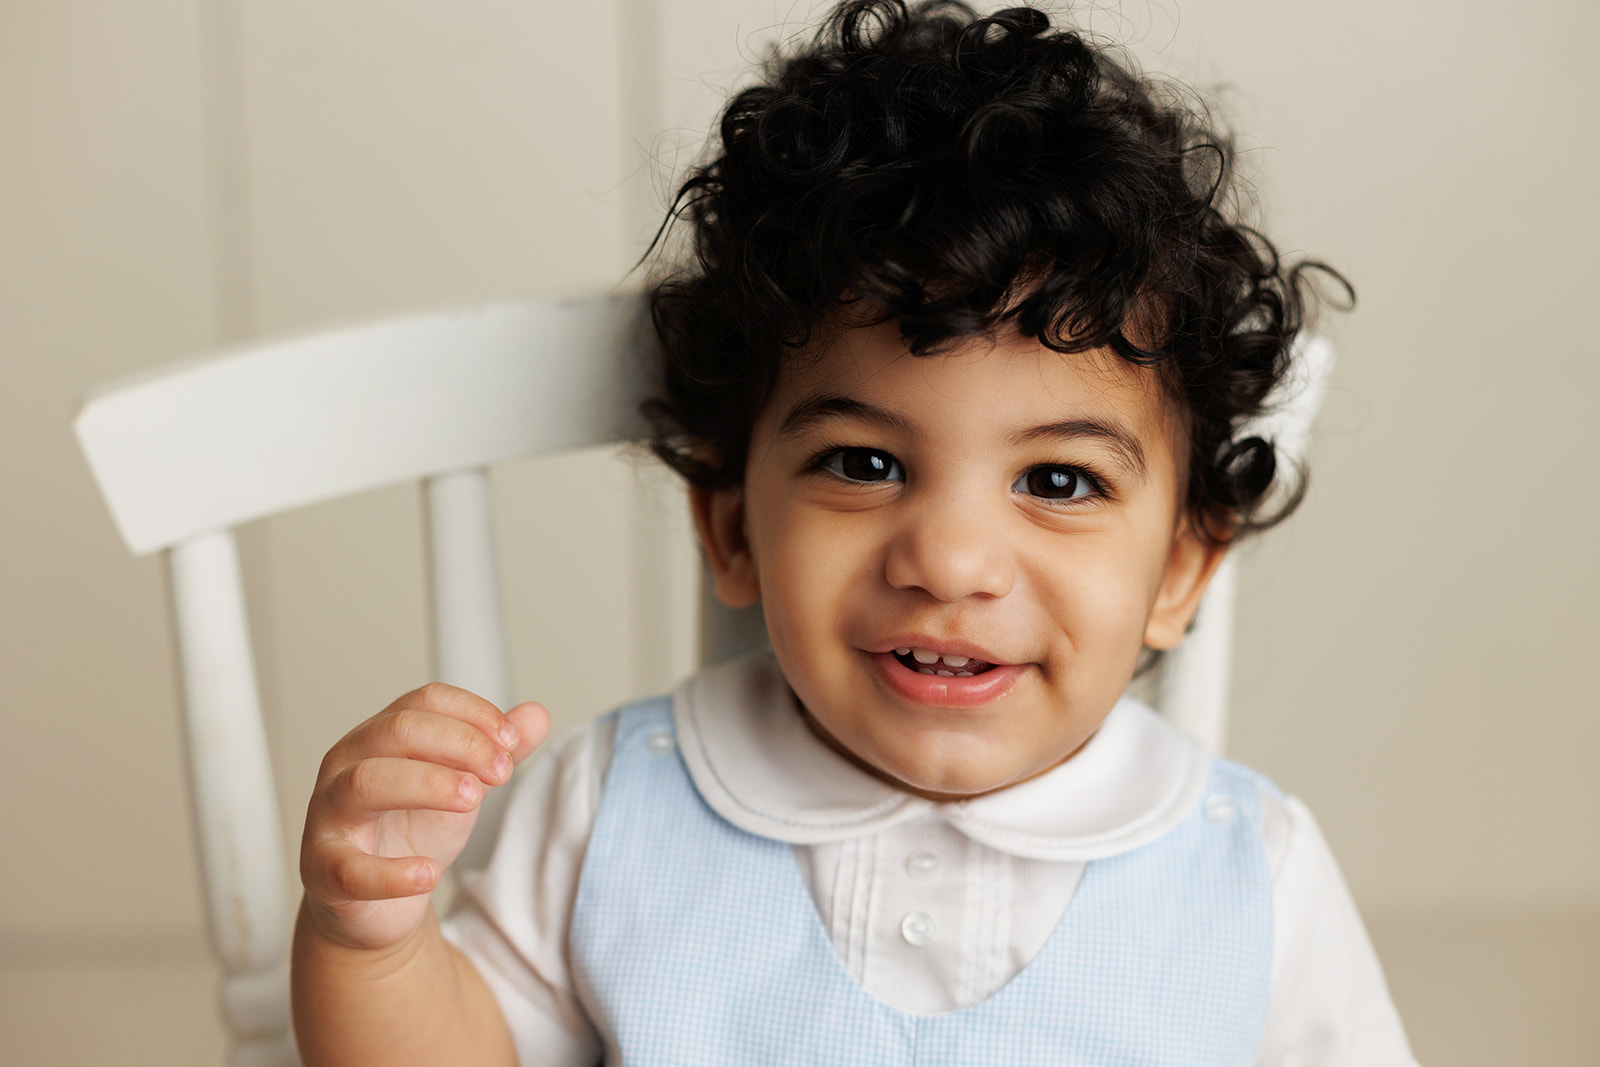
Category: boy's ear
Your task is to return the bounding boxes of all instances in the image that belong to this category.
[1143,523,1228,651]
[689,485,761,609]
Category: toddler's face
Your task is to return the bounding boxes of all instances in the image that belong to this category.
[693,319,1222,800]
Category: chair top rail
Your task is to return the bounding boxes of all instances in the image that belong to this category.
[76,293,655,556]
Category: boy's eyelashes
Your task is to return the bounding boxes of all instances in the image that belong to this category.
[1012,465,1103,503]
[811,445,904,484]
[801,444,1111,504]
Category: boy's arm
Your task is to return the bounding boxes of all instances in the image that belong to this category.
[1257,794,1419,1066]
[292,899,516,1066]
[291,683,549,1066]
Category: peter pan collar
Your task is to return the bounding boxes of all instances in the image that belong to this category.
[671,653,1211,862]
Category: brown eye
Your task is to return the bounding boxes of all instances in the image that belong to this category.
[1014,465,1093,500]
[825,448,904,483]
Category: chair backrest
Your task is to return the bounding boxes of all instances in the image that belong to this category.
[75,293,1332,1066]
[76,294,667,1066]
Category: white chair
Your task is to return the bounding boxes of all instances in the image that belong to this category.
[73,292,1331,1066]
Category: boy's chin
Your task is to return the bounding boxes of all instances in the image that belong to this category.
[797,704,1087,801]
[872,726,1105,801]
[889,775,1007,804]
[865,750,1071,803]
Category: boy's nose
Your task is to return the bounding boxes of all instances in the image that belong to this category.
[883,499,1014,602]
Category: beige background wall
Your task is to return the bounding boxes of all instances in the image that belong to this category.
[2,1,1595,1064]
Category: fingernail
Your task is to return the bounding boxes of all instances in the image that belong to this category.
[416,863,435,890]
[499,722,519,748]
[492,751,511,779]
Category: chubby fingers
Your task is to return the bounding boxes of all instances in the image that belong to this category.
[323,682,529,788]
[328,756,490,821]
[309,842,443,903]
[304,686,553,898]
[502,700,552,764]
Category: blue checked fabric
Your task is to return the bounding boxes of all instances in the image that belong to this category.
[570,697,1275,1066]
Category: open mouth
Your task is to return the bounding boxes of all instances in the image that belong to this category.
[892,647,996,677]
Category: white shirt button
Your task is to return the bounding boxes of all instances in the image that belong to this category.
[1204,794,1237,823]
[905,851,941,880]
[644,730,676,755]
[899,911,937,946]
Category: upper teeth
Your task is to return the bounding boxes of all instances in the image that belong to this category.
[898,648,971,668]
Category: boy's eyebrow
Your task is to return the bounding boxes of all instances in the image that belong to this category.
[775,394,911,439]
[777,395,1149,477]
[1009,419,1149,478]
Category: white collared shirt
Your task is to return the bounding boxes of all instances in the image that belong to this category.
[444,654,1418,1066]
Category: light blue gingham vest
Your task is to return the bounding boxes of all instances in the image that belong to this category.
[570,697,1275,1066]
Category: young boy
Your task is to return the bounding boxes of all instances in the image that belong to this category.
[292,2,1416,1064]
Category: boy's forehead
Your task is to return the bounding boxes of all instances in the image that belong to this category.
[774,319,1178,443]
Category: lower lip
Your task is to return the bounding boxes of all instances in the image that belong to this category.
[870,652,1026,708]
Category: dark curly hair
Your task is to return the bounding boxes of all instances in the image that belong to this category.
[644,0,1349,542]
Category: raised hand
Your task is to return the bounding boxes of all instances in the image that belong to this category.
[298,683,549,953]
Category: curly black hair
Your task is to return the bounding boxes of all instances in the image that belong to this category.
[644,0,1349,542]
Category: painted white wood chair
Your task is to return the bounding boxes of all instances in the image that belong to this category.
[73,292,1331,1066]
